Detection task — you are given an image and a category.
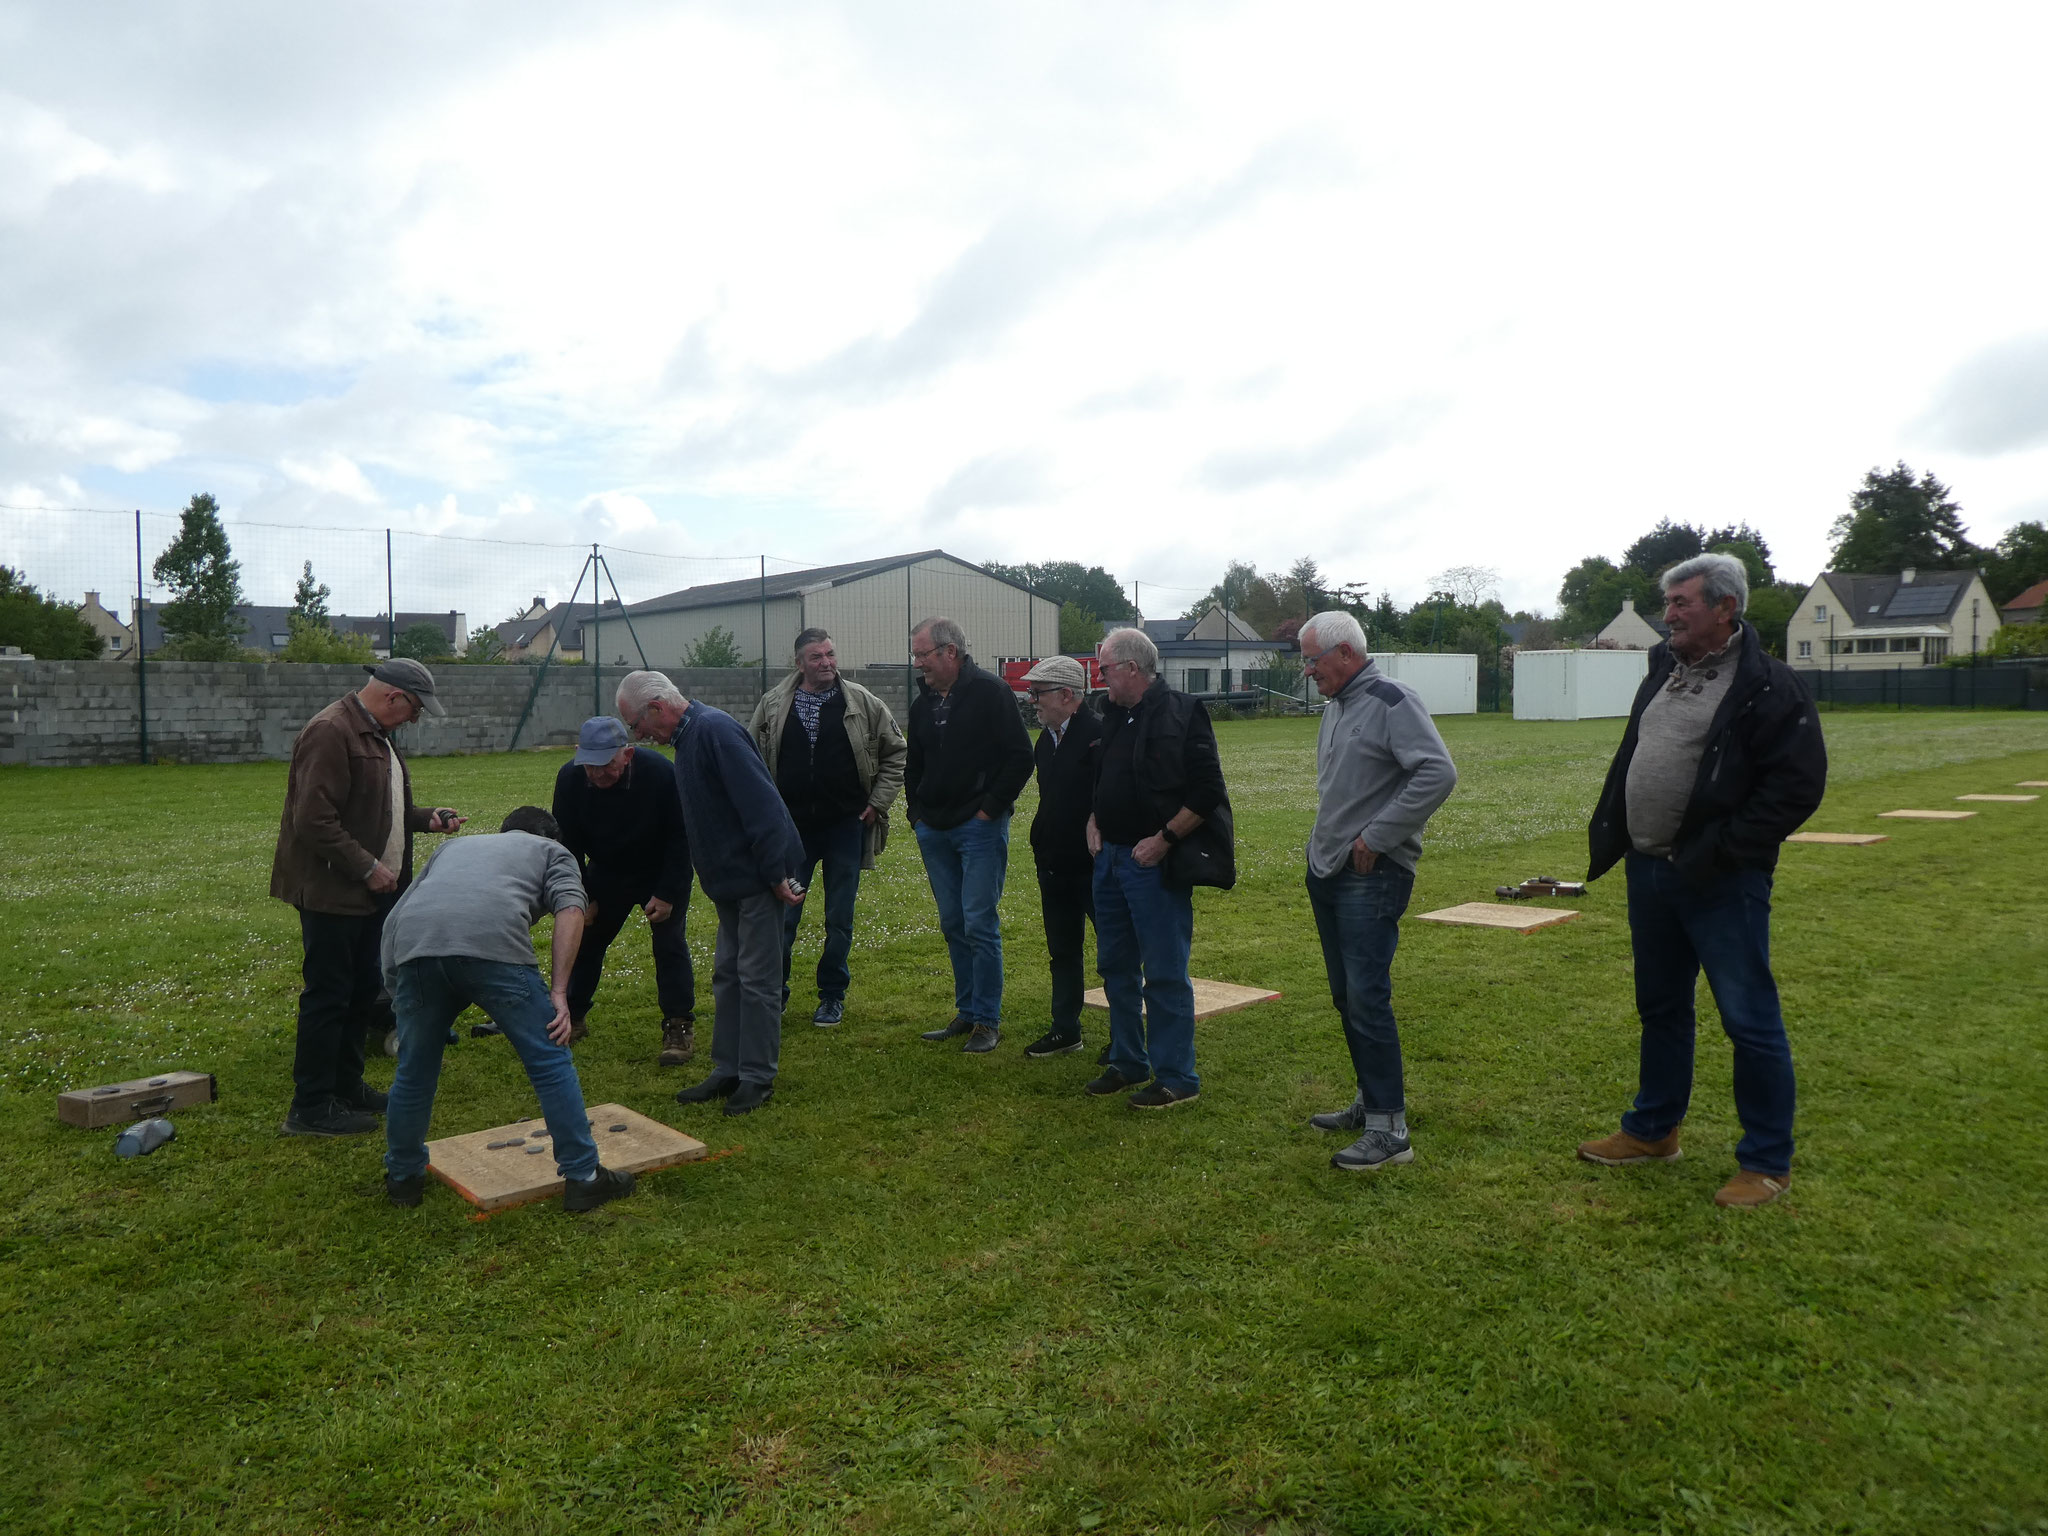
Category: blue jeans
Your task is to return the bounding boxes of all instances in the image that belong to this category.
[1093,844,1198,1094]
[385,957,600,1182]
[781,815,865,1005]
[1305,859,1416,1113]
[915,814,1010,1025]
[1621,853,1796,1175]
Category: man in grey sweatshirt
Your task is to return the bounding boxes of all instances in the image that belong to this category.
[378,806,635,1213]
[1298,611,1458,1172]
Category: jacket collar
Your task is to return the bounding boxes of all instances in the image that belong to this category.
[1331,658,1382,706]
[344,691,388,740]
[917,653,984,700]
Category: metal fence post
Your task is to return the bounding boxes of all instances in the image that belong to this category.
[134,509,149,766]
[385,529,395,656]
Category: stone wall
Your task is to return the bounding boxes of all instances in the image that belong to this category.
[0,660,915,767]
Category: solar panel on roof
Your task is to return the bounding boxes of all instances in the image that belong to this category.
[1884,586,1953,618]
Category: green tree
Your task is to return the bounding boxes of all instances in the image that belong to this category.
[681,625,748,668]
[980,561,1135,620]
[1983,520,2048,605]
[1556,556,1650,637]
[0,566,103,659]
[278,613,375,663]
[1057,601,1101,653]
[1281,556,1332,619]
[394,621,453,660]
[151,493,247,659]
[1703,523,1776,584]
[291,561,331,625]
[1188,560,1283,637]
[1708,538,1774,594]
[1622,519,1706,577]
[463,625,506,663]
[1828,462,1980,573]
[1742,582,1808,660]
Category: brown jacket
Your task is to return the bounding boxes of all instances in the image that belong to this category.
[270,693,432,915]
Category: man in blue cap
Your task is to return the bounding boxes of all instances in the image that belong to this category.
[547,716,697,1064]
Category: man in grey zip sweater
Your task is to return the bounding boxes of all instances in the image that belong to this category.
[1298,611,1458,1172]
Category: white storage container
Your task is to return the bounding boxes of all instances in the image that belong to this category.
[1513,649,1648,720]
[1375,652,1478,715]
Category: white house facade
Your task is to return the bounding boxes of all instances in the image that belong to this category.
[1787,568,1998,669]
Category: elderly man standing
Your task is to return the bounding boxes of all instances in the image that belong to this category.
[1578,552,1826,1208]
[1299,611,1458,1172]
[270,658,464,1138]
[549,716,696,1063]
[1084,626,1230,1109]
[1018,655,1103,1059]
[618,670,804,1115]
[748,627,907,1027]
[903,617,1034,1054]
[380,806,634,1214]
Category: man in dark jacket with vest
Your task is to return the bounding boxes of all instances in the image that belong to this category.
[1019,655,1104,1059]
[549,716,696,1064]
[269,658,464,1138]
[904,616,1034,1054]
[618,670,805,1116]
[1085,626,1229,1110]
[1577,552,1827,1208]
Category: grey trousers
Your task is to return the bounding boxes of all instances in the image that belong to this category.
[711,890,785,1086]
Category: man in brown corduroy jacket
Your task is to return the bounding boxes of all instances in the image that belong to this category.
[270,658,465,1137]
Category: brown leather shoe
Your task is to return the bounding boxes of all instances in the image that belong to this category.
[565,1016,589,1045]
[658,1018,696,1066]
[1576,1127,1682,1165]
[1714,1169,1791,1208]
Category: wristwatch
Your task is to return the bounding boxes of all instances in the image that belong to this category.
[1161,826,1183,847]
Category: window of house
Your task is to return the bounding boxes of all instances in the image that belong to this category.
[271,633,290,647]
[1926,638,1948,663]
[1185,668,1210,693]
[1889,637,1920,652]
[1796,640,1812,659]
[1813,604,1827,622]
[1855,638,1886,653]
[1831,639,1855,655]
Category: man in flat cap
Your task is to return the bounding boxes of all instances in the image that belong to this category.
[548,716,697,1062]
[1018,656,1103,1060]
[270,658,465,1138]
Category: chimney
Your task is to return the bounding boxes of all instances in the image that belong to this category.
[1620,597,1635,613]
[85,590,99,608]
[1900,567,1917,584]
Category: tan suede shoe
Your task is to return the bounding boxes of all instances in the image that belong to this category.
[657,1019,696,1066]
[1576,1127,1682,1165]
[1714,1169,1791,1208]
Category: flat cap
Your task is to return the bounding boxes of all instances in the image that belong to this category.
[1020,655,1087,692]
[363,657,445,716]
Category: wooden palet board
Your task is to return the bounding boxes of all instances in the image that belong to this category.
[1083,978,1281,1020]
[1785,832,1888,846]
[1957,794,2038,802]
[2019,781,2048,788]
[58,1069,216,1128]
[1879,809,1976,820]
[427,1102,706,1212]
[1414,902,1579,934]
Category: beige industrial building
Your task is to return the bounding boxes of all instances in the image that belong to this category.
[620,551,1062,671]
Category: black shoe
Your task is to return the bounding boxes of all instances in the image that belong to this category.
[674,1074,740,1105]
[1024,1030,1083,1059]
[920,1016,973,1042]
[336,1080,388,1114]
[1310,1096,1366,1133]
[563,1165,636,1212]
[469,1021,501,1038]
[812,999,844,1027]
[1128,1082,1199,1110]
[1096,1044,1111,1066]
[962,1024,1001,1054]
[279,1099,380,1138]
[724,1081,774,1116]
[1085,1067,1149,1097]
[385,1173,425,1208]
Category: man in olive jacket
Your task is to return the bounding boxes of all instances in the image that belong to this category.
[269,659,465,1138]
[749,627,907,1026]
[1578,553,1826,1209]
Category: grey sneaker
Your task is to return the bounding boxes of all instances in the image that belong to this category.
[813,999,844,1027]
[1331,1128,1414,1172]
[1310,1094,1366,1133]
[962,1024,1001,1054]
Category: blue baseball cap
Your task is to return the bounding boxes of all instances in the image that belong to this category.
[572,716,632,766]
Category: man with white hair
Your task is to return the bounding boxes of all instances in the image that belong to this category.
[1299,610,1458,1171]
[1578,551,1826,1208]
[617,670,805,1116]
[1084,624,1231,1109]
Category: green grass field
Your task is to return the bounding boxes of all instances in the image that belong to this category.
[3,710,2045,1535]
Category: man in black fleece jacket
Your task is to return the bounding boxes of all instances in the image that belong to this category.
[903,616,1034,1054]
[550,716,696,1064]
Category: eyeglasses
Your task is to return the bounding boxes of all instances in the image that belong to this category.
[1298,649,1329,672]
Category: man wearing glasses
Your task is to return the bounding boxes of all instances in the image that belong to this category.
[903,617,1034,1054]
[1018,655,1104,1060]
[1298,611,1457,1171]
[270,657,465,1138]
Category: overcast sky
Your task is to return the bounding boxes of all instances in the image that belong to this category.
[4,0,2047,621]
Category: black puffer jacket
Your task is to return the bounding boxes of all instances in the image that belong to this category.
[1587,623,1827,884]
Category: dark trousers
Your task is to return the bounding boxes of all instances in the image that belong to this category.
[1621,853,1796,1175]
[565,882,696,1024]
[713,891,785,1087]
[780,815,865,1005]
[292,899,395,1114]
[1036,863,1095,1036]
[1306,860,1416,1113]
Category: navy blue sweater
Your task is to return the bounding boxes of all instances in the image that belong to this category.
[669,702,805,902]
[550,748,692,904]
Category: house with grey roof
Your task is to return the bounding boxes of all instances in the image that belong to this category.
[1103,607,1274,695]
[1593,597,1669,650]
[1785,567,1998,669]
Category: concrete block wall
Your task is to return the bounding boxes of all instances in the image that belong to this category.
[0,660,914,767]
